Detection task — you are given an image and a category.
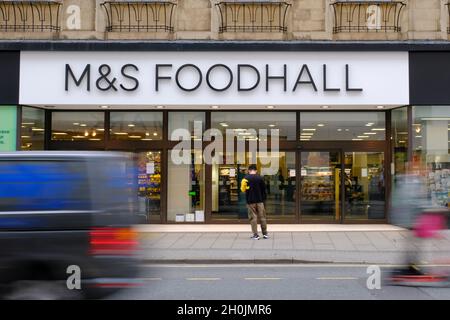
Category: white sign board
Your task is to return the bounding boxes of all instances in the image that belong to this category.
[19,51,409,106]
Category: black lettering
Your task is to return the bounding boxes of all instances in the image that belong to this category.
[175,64,202,92]
[120,64,139,91]
[155,64,172,91]
[323,64,340,92]
[346,64,363,92]
[65,64,90,91]
[266,64,287,92]
[293,64,317,92]
[237,64,260,91]
[96,64,117,91]
[206,64,233,92]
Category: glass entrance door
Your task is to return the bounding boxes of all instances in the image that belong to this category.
[343,152,386,220]
[211,151,297,221]
[300,151,341,222]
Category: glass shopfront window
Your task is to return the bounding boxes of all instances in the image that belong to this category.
[212,151,296,220]
[136,151,161,221]
[391,107,408,175]
[21,106,45,150]
[51,112,104,141]
[169,112,205,141]
[300,112,385,141]
[212,112,296,141]
[168,151,205,222]
[110,112,163,141]
[412,106,450,208]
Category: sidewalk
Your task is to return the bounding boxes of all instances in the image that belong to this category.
[136,225,450,265]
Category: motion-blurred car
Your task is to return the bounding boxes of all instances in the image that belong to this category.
[0,152,141,299]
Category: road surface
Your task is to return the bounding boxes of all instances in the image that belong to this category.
[108,264,450,300]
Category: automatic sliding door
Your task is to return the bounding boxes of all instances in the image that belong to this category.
[343,151,386,220]
[300,151,341,222]
[211,151,296,221]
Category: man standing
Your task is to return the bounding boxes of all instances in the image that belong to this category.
[240,164,268,240]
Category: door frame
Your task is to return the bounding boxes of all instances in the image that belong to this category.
[298,140,388,224]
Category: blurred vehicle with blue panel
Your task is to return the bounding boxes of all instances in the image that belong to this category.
[0,152,141,299]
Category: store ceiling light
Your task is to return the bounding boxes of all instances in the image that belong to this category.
[266,105,275,109]
[376,106,385,109]
[73,123,79,125]
[80,124,87,127]
[321,105,329,109]
[371,128,385,131]
[364,132,377,135]
[352,138,363,141]
[357,136,369,138]
[156,105,165,109]
[114,132,128,135]
[365,123,374,126]
[337,129,342,132]
[317,124,325,127]
[53,132,67,135]
[22,122,35,125]
[31,128,44,132]
[73,135,86,138]
[220,123,229,127]
[269,124,276,127]
[301,133,314,136]
[100,105,109,109]
[97,129,105,131]
[89,138,101,141]
[129,135,141,139]
[302,128,316,131]
[211,105,219,109]
[21,136,30,139]
[153,132,158,136]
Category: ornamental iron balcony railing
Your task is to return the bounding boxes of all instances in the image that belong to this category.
[101,0,177,32]
[215,0,291,33]
[0,0,62,32]
[330,0,405,33]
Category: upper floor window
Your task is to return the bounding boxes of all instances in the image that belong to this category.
[0,0,62,32]
[330,0,406,33]
[215,0,291,33]
[101,0,177,32]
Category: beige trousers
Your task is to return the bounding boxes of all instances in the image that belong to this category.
[247,202,268,235]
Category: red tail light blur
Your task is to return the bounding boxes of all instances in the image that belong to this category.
[89,227,138,255]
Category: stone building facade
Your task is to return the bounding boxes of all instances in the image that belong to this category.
[0,0,448,41]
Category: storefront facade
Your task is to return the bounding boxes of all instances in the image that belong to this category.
[0,42,449,224]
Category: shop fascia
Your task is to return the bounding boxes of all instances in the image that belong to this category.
[65,62,363,93]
